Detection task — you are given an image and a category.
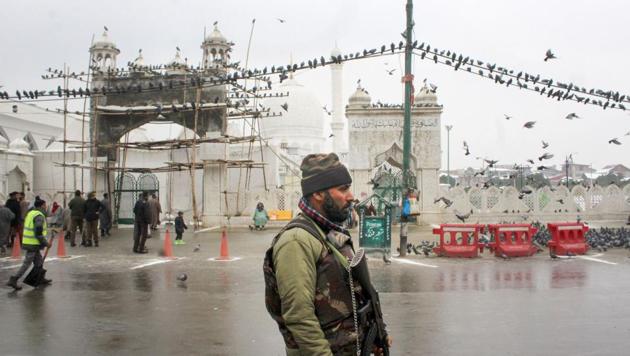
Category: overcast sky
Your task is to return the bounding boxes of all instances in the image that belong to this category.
[1,0,628,170]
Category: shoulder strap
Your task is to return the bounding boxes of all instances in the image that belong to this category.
[279,215,350,269]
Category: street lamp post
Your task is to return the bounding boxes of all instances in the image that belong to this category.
[445,125,453,187]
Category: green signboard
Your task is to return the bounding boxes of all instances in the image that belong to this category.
[357,194,392,252]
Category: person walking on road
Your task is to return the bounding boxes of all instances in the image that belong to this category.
[99,193,112,238]
[6,199,52,291]
[174,211,188,244]
[132,192,151,254]
[68,190,85,247]
[84,192,101,247]
[264,153,392,355]
[0,204,15,255]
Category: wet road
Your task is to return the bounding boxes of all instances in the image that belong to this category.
[1,225,630,355]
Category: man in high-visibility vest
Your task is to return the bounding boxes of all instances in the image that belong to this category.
[6,199,51,290]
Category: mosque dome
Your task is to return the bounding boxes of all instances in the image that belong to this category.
[348,87,371,109]
[166,49,187,74]
[414,85,438,106]
[260,78,326,154]
[205,25,228,44]
[9,138,30,152]
[91,30,117,50]
[131,50,146,68]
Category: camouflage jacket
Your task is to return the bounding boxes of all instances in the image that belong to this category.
[264,214,367,356]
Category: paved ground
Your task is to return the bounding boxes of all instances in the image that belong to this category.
[1,224,630,355]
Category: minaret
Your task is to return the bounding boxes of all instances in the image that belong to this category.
[201,24,231,73]
[330,44,346,154]
[89,28,120,90]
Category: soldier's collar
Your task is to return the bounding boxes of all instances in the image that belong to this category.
[326,230,352,249]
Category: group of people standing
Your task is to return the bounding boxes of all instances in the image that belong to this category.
[0,191,28,254]
[66,190,112,247]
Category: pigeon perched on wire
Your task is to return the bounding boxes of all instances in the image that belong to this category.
[463,141,470,156]
[504,114,512,120]
[565,113,580,120]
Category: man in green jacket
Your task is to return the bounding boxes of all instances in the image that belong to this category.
[264,153,392,355]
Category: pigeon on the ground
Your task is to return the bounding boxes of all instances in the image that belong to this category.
[193,244,201,252]
[177,273,188,282]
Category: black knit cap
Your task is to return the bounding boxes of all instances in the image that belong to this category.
[300,153,352,196]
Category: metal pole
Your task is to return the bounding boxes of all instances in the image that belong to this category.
[62,63,68,207]
[564,157,569,189]
[445,125,453,187]
[399,0,413,257]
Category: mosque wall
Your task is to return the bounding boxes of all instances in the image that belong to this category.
[1,150,34,197]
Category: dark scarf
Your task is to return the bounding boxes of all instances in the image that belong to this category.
[298,197,349,236]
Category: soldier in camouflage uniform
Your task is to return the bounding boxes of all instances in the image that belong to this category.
[264,153,392,355]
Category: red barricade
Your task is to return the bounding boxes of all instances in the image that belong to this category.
[547,222,589,255]
[432,224,484,258]
[487,224,538,258]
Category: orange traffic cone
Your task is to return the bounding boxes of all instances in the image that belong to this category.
[162,228,174,259]
[218,229,230,260]
[56,230,69,258]
[10,230,22,260]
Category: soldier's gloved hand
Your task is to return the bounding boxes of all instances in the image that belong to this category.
[372,336,393,356]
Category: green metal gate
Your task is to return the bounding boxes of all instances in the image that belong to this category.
[114,173,159,224]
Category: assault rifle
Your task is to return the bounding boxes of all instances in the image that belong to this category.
[349,248,389,356]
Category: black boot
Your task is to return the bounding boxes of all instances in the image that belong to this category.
[41,278,52,285]
[6,276,22,291]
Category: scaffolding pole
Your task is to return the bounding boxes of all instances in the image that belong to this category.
[189,87,201,229]
[62,63,68,206]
